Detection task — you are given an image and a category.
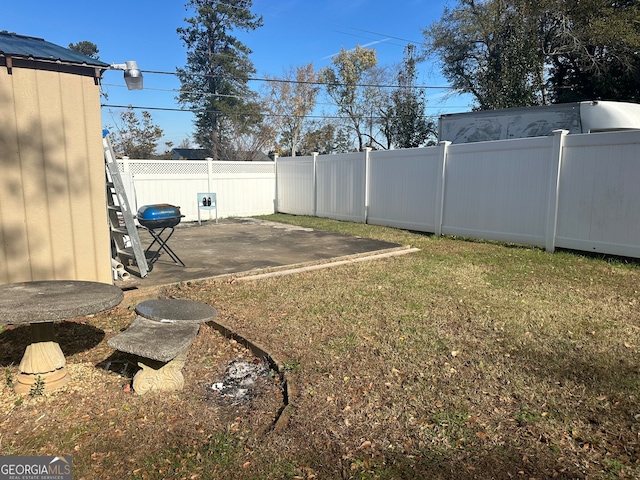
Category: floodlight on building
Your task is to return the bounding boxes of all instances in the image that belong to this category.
[110,60,143,90]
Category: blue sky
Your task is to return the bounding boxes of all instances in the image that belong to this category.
[1,0,472,149]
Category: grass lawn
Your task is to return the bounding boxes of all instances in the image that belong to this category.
[1,214,640,479]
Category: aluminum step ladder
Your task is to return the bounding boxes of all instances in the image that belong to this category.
[104,134,149,278]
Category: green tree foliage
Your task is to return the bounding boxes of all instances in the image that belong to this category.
[542,0,640,102]
[424,0,543,110]
[110,107,163,159]
[424,0,640,109]
[387,45,436,148]
[320,46,378,151]
[68,41,99,59]
[177,0,263,159]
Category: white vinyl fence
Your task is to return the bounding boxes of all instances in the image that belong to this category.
[277,130,640,258]
[117,158,276,222]
[555,132,640,256]
[118,129,640,258]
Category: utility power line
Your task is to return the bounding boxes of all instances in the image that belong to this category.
[101,103,448,121]
[102,99,466,112]
[143,68,454,90]
[102,83,461,110]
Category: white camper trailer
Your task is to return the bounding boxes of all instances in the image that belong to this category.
[438,101,640,144]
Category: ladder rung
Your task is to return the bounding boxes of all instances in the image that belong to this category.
[105,134,148,277]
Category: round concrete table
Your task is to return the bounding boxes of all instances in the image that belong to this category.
[0,280,124,393]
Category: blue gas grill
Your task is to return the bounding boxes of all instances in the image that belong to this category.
[137,204,185,267]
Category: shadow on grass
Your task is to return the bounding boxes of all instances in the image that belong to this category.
[230,442,584,480]
[512,342,640,397]
[0,321,105,366]
[347,447,581,480]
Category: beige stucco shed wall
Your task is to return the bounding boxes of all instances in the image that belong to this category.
[0,66,112,284]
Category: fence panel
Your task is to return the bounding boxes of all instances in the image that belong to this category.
[555,131,640,257]
[276,155,315,215]
[315,153,366,222]
[441,137,554,246]
[367,147,442,232]
[118,159,275,222]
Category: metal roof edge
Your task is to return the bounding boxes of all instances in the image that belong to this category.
[0,32,109,69]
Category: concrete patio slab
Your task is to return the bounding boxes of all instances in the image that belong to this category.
[118,218,412,296]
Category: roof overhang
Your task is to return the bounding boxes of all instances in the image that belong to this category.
[0,32,109,84]
[0,54,108,85]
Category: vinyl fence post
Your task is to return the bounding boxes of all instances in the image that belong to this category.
[435,141,450,237]
[364,147,372,224]
[120,156,137,211]
[273,153,279,214]
[545,130,568,252]
[312,152,318,217]
[121,156,130,173]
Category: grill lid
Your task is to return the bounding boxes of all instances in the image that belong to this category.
[137,204,182,221]
[137,204,184,229]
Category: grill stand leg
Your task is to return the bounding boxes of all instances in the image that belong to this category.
[143,227,185,267]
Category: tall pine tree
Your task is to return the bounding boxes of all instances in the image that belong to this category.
[177,0,263,159]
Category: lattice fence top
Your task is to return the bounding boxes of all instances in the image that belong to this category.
[127,162,208,175]
[117,160,274,176]
[210,163,274,174]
